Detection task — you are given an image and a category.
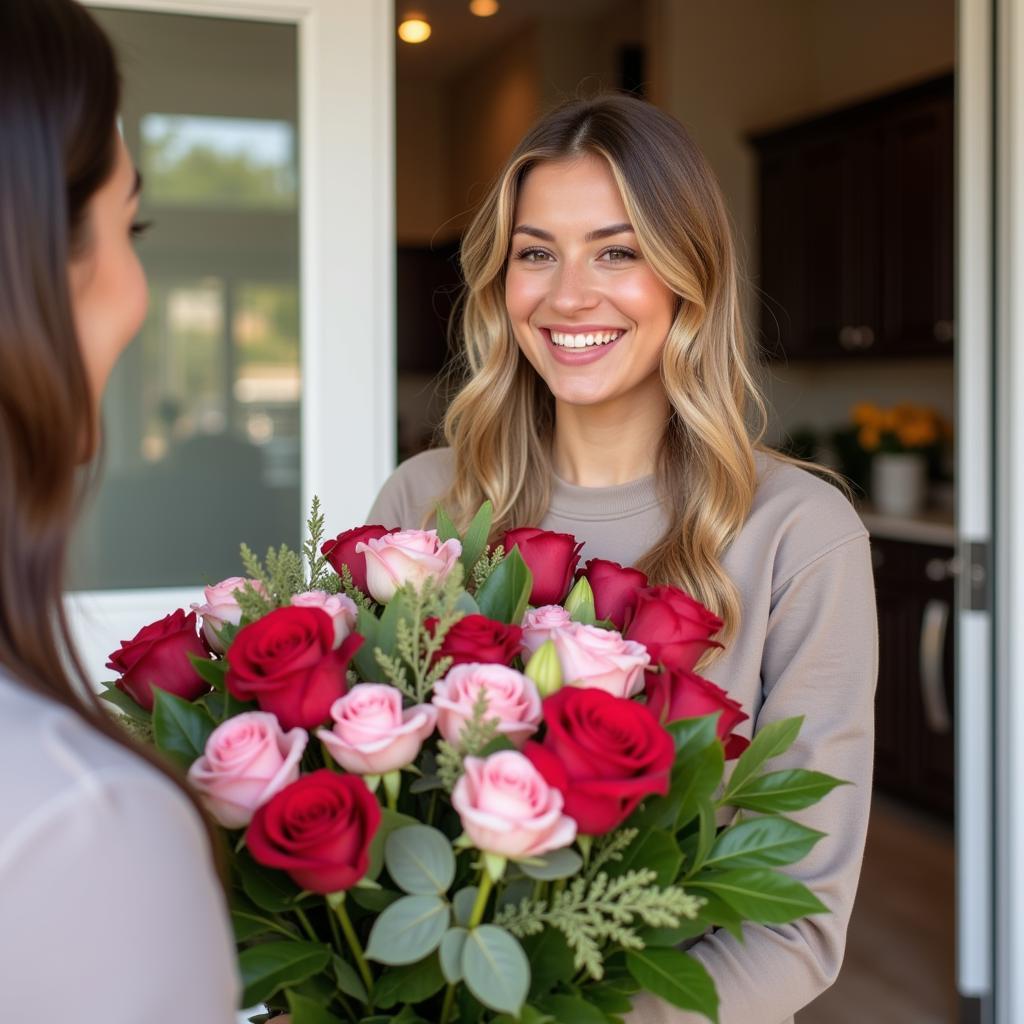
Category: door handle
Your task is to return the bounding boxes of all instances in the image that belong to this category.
[920,598,952,733]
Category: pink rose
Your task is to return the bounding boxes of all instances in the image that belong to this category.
[317,684,437,775]
[355,529,462,604]
[521,605,574,656]
[191,576,268,653]
[431,663,542,749]
[452,750,577,859]
[553,623,650,699]
[186,711,307,829]
[291,590,358,648]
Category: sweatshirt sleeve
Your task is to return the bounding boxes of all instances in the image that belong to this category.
[628,531,878,1024]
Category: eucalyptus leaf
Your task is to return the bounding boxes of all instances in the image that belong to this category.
[366,809,419,881]
[518,847,583,881]
[151,686,216,771]
[238,940,330,1007]
[440,926,468,983]
[726,769,847,814]
[461,925,530,1017]
[373,953,446,1009]
[365,894,450,965]
[689,867,828,922]
[626,947,719,1023]
[385,824,456,895]
[453,886,479,927]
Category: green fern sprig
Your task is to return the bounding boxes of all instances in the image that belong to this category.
[434,687,499,792]
[265,545,304,602]
[374,648,411,697]
[586,828,640,881]
[495,870,701,980]
[303,496,331,590]
[338,565,373,610]
[471,545,505,590]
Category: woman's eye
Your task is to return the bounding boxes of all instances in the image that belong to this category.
[514,247,553,263]
[600,246,637,262]
[130,220,153,241]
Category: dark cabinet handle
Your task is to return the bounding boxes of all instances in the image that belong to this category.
[919,598,952,734]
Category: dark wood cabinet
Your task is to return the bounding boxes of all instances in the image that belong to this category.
[871,537,955,816]
[752,74,953,362]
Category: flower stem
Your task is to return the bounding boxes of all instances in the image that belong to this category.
[468,867,495,929]
[294,906,319,943]
[331,895,375,1004]
[438,983,457,1024]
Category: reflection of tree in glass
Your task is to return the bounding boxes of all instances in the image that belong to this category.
[235,285,299,367]
[145,127,296,207]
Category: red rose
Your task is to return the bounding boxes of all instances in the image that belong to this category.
[106,609,211,712]
[524,687,674,835]
[581,559,649,629]
[246,769,381,893]
[226,606,362,730]
[646,668,751,760]
[426,614,523,668]
[503,527,583,607]
[623,585,724,672]
[322,525,392,595]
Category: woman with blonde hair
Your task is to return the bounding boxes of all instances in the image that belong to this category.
[369,93,876,1023]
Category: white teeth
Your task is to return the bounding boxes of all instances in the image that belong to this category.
[548,329,623,349]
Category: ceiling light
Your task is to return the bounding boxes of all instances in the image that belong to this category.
[469,0,500,15]
[398,17,431,44]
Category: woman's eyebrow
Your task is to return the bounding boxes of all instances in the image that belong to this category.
[512,222,635,242]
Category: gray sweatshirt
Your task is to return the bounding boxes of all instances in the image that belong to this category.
[368,445,878,1024]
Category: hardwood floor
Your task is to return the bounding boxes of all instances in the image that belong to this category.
[798,794,956,1024]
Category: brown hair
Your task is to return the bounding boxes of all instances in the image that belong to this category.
[441,94,847,668]
[0,0,221,864]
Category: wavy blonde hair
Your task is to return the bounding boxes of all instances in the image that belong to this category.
[440,94,844,667]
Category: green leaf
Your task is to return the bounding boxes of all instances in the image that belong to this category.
[151,687,216,770]
[440,926,468,983]
[723,716,803,798]
[374,953,446,1009]
[518,847,583,881]
[236,848,307,913]
[627,947,719,1022]
[674,740,725,832]
[377,589,418,660]
[681,798,718,878]
[367,809,419,881]
[689,868,828,923]
[666,714,721,753]
[521,928,575,997]
[98,684,152,724]
[365,894,450,965]
[332,953,369,1002]
[563,576,597,625]
[536,994,610,1023]
[199,688,255,721]
[352,607,382,680]
[231,908,298,942]
[461,925,530,1017]
[475,547,533,625]
[585,981,636,1015]
[478,734,518,757]
[452,886,479,927]
[705,816,825,869]
[188,653,227,690]
[492,1008,555,1024]
[460,501,493,573]
[385,825,457,895]
[605,829,681,887]
[726,770,847,814]
[286,990,345,1024]
[350,886,402,912]
[238,940,330,1007]
[435,505,461,544]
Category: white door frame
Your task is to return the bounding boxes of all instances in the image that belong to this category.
[72,0,394,683]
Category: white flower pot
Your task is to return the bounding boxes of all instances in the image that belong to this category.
[871,452,927,518]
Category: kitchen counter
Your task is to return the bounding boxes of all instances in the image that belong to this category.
[855,501,956,547]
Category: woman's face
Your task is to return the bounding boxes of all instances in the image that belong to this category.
[504,153,677,409]
[68,135,148,411]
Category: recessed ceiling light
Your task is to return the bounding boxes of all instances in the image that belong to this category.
[398,17,432,43]
[469,0,500,15]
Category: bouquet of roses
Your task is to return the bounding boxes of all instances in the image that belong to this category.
[101,499,845,1024]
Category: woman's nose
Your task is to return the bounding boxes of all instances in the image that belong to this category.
[548,261,599,315]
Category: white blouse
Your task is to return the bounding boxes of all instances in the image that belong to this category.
[0,674,239,1022]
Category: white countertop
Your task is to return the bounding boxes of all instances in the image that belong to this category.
[856,502,956,547]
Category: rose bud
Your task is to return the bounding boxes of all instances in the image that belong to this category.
[623,585,724,673]
[581,559,649,630]
[246,769,381,894]
[187,711,307,829]
[106,609,211,712]
[525,687,675,835]
[191,576,268,654]
[502,527,583,607]
[553,623,650,700]
[524,639,564,698]
[356,529,462,604]
[425,614,523,668]
[452,751,577,860]
[291,590,359,648]
[317,684,437,775]
[646,668,751,759]
[521,605,574,657]
[431,663,542,749]
[322,524,393,594]
[226,606,363,730]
